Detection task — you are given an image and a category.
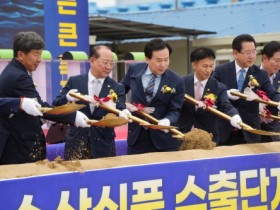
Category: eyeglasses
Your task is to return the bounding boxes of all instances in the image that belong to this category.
[239,49,257,57]
[97,59,115,67]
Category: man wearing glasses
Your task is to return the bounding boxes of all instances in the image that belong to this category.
[53,45,129,160]
[213,34,280,145]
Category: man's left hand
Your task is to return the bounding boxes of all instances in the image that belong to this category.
[158,118,170,133]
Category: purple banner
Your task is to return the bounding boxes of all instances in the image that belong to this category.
[0,153,280,209]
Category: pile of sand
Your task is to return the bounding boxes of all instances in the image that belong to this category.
[0,142,279,180]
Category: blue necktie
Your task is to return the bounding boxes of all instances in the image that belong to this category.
[237,69,245,91]
[145,74,156,103]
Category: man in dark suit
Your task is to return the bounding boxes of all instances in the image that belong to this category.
[0,31,89,164]
[176,47,241,144]
[259,41,280,141]
[121,38,185,154]
[213,34,280,145]
[53,45,128,160]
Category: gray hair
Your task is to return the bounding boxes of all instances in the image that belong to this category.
[13,31,45,57]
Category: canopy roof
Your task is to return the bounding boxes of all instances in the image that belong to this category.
[89,15,216,41]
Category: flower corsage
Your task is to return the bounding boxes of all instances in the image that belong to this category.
[203,92,217,108]
[248,75,260,88]
[161,85,176,94]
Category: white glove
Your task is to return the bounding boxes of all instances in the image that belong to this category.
[230,114,242,129]
[227,89,240,101]
[66,89,79,102]
[119,109,132,121]
[74,111,90,128]
[158,118,170,133]
[277,103,280,111]
[21,98,43,116]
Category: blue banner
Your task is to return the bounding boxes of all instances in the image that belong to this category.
[44,0,89,99]
[0,153,280,209]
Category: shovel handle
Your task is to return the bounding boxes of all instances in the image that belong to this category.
[184,94,253,130]
[98,103,150,125]
[230,91,279,107]
[69,92,150,125]
[38,107,52,113]
[137,110,185,138]
[86,119,98,124]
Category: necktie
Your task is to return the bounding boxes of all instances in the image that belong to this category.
[145,74,156,103]
[89,79,101,113]
[195,81,203,100]
[237,69,246,91]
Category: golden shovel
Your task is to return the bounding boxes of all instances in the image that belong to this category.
[39,103,85,115]
[125,103,216,150]
[125,102,185,138]
[184,94,280,136]
[69,92,176,131]
[86,114,129,128]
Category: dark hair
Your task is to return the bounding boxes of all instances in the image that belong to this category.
[232,34,256,52]
[90,45,111,58]
[144,38,172,59]
[190,47,216,62]
[13,31,45,57]
[261,41,280,59]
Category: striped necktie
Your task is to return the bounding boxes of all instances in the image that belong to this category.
[145,74,156,103]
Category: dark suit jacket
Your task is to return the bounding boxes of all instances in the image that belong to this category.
[261,72,280,141]
[176,75,239,144]
[0,98,20,160]
[0,98,20,114]
[0,59,76,164]
[213,61,280,142]
[52,73,126,159]
[121,62,185,150]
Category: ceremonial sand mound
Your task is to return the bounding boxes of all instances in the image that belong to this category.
[0,142,279,180]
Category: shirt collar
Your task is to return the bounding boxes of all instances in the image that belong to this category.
[144,66,161,78]
[270,73,276,80]
[194,74,208,87]
[88,71,105,84]
[235,61,249,73]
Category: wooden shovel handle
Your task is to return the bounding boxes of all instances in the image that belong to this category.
[230,91,279,107]
[184,94,253,130]
[136,110,185,138]
[69,92,150,125]
[38,107,52,113]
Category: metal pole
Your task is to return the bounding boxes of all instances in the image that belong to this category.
[175,0,179,10]
[186,36,192,75]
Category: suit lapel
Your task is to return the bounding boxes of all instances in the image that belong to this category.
[229,62,239,89]
[99,77,111,98]
[80,74,89,95]
[243,66,256,91]
[80,74,91,113]
[185,75,196,112]
[185,75,195,98]
[135,65,148,103]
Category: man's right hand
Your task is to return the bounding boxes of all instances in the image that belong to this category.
[227,89,240,100]
[66,89,79,102]
[75,111,90,128]
[21,98,43,116]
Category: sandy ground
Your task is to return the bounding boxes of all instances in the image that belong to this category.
[0,142,279,180]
